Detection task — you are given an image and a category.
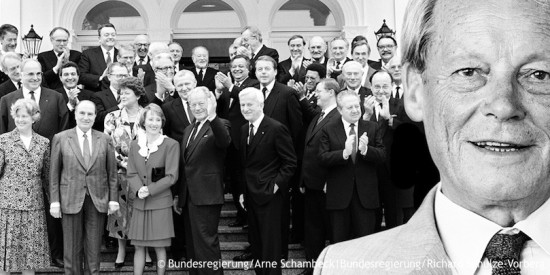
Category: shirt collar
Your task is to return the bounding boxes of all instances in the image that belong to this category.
[262,80,275,92]
[341,118,358,129]
[322,103,337,114]
[135,55,148,62]
[251,113,265,128]
[253,44,263,56]
[101,46,114,57]
[75,126,91,138]
[23,86,41,97]
[435,184,550,274]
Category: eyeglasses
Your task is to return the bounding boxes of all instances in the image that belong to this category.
[135,43,150,48]
[155,66,175,72]
[118,56,134,61]
[53,39,68,44]
[22,72,43,77]
[377,45,395,50]
[110,74,128,79]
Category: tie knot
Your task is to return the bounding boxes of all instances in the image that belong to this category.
[320,111,325,117]
[262,87,268,93]
[250,123,254,129]
[83,133,87,139]
[484,231,530,274]
[29,90,34,94]
[350,123,355,128]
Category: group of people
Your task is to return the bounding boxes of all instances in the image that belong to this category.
[3,0,546,274]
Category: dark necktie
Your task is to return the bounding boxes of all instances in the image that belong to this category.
[395,86,401,98]
[198,69,204,82]
[185,102,195,124]
[139,57,145,66]
[262,87,268,99]
[484,231,530,275]
[29,91,36,101]
[349,123,357,163]
[248,123,255,145]
[314,111,325,129]
[336,61,341,70]
[57,51,63,57]
[235,81,241,87]
[17,81,21,90]
[83,133,91,168]
[188,122,200,146]
[116,89,121,104]
[106,52,112,65]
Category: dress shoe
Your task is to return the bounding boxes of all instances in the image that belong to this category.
[50,258,64,268]
[114,261,125,268]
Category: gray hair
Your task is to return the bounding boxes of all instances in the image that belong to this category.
[173,69,196,84]
[187,86,213,101]
[0,52,21,71]
[10,98,40,122]
[401,0,438,73]
[242,26,263,42]
[151,52,174,69]
[147,42,170,59]
[336,90,360,109]
[118,43,136,56]
[239,87,264,104]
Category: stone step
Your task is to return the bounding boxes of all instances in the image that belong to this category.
[222,194,237,211]
[219,209,238,226]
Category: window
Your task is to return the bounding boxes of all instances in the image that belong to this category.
[82,1,145,31]
[177,0,240,29]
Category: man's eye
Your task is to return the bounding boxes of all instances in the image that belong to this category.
[455,68,478,77]
[529,70,550,81]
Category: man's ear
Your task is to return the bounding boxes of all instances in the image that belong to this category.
[403,64,424,122]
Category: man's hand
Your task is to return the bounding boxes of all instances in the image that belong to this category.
[358,132,369,154]
[68,88,80,108]
[299,187,305,194]
[292,82,307,100]
[215,72,232,89]
[239,194,246,211]
[207,93,217,120]
[379,96,391,120]
[173,196,182,215]
[323,183,327,194]
[302,59,313,69]
[137,68,145,84]
[290,57,301,75]
[237,46,252,59]
[363,95,376,120]
[344,134,355,158]
[273,183,279,194]
[50,203,61,218]
[99,67,109,82]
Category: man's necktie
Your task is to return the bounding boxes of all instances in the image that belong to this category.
[262,87,268,99]
[198,69,204,81]
[235,81,241,87]
[83,133,91,168]
[57,51,63,57]
[483,231,530,275]
[17,81,21,90]
[248,123,255,145]
[106,52,112,65]
[29,91,36,101]
[336,61,341,70]
[314,111,325,129]
[185,103,195,124]
[395,86,401,99]
[349,123,357,163]
[188,122,200,145]
[116,89,121,104]
[139,57,145,66]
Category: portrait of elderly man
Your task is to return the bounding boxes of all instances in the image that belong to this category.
[314,0,550,274]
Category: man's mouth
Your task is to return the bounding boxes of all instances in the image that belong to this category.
[471,141,530,152]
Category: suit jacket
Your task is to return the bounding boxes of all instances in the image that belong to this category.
[55,87,94,129]
[341,86,373,115]
[0,70,8,85]
[132,62,155,87]
[300,108,340,190]
[37,49,82,89]
[330,57,352,79]
[90,88,119,131]
[217,77,259,150]
[368,59,383,71]
[0,79,17,99]
[319,119,385,210]
[161,97,193,144]
[256,82,303,145]
[249,45,280,79]
[127,136,180,210]
[314,186,452,275]
[191,66,218,93]
[0,87,69,140]
[78,46,118,91]
[49,128,118,214]
[240,116,297,205]
[178,117,231,207]
[144,83,177,107]
[277,57,310,84]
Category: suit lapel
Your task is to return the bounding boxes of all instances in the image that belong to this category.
[104,89,117,107]
[173,99,190,125]
[263,84,281,117]
[68,129,87,169]
[185,121,210,159]
[33,90,52,133]
[335,119,347,146]
[247,119,268,156]
[88,130,101,171]
[308,108,338,144]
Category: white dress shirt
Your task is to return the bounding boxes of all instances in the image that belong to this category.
[341,118,359,159]
[261,81,276,100]
[435,184,550,275]
[22,86,41,104]
[101,47,115,63]
[76,126,92,156]
[393,84,403,99]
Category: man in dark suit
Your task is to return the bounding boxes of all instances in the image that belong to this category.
[49,100,119,275]
[369,36,397,71]
[176,87,231,275]
[238,87,297,275]
[160,69,195,260]
[0,24,19,85]
[190,46,218,92]
[169,42,186,71]
[0,52,21,99]
[89,62,129,131]
[386,56,403,100]
[308,36,328,67]
[277,35,311,85]
[241,26,279,79]
[145,53,178,106]
[341,61,373,114]
[78,23,118,92]
[318,90,385,243]
[0,59,69,268]
[299,78,341,275]
[215,55,259,227]
[327,36,352,79]
[37,27,82,90]
[255,55,302,257]
[56,61,94,129]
